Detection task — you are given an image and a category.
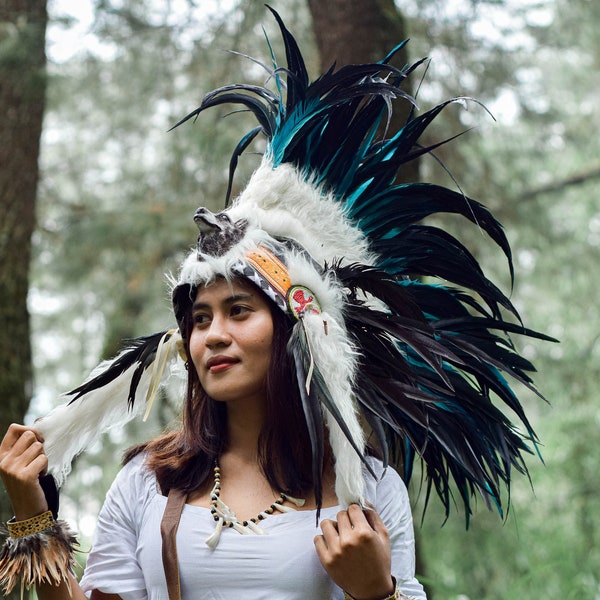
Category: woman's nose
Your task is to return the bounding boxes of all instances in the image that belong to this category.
[204,316,232,347]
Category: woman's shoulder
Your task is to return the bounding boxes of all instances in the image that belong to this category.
[110,450,159,498]
[363,456,410,509]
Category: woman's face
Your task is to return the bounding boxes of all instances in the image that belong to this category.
[188,278,274,406]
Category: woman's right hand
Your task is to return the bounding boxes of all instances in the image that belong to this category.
[0,424,49,520]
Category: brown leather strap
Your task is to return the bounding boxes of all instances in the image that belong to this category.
[160,488,187,600]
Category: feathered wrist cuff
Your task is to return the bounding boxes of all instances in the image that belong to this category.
[0,512,79,595]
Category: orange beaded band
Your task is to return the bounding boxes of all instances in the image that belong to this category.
[245,247,291,297]
[7,510,55,538]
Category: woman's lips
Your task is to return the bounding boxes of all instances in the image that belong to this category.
[206,356,239,373]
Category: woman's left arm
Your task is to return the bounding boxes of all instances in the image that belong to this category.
[314,504,395,600]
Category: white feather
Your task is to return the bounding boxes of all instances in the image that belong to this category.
[35,333,183,486]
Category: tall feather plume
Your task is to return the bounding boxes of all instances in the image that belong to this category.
[173,6,554,522]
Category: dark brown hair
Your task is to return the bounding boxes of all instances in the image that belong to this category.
[124,280,314,497]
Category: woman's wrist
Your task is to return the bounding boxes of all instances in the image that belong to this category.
[10,486,50,522]
[343,576,400,600]
[13,505,50,522]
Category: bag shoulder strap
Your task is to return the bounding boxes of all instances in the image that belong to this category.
[160,487,187,600]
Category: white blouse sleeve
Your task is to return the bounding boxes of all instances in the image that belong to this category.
[373,463,427,599]
[79,454,151,600]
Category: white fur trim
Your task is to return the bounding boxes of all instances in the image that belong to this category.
[173,159,376,313]
[228,160,376,266]
[175,234,348,320]
[302,311,366,506]
[175,228,280,290]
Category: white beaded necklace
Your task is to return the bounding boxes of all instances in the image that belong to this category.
[205,463,305,549]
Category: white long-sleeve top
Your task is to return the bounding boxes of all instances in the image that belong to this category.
[80,453,426,599]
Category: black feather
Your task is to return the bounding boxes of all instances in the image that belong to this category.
[67,331,171,410]
[332,262,549,521]
[288,324,324,514]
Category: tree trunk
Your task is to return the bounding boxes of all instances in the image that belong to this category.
[0,0,48,543]
[307,0,428,594]
[307,0,418,184]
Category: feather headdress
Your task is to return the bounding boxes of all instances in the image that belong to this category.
[36,7,552,522]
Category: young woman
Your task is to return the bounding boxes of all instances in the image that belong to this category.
[0,8,548,600]
[0,276,424,599]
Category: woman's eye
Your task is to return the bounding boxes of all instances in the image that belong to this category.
[194,314,210,326]
[230,305,250,317]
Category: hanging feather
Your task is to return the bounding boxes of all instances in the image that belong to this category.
[288,326,324,512]
[36,330,184,485]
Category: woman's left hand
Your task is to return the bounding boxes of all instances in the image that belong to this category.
[314,504,395,600]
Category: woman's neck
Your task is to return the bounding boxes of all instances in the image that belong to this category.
[223,396,266,463]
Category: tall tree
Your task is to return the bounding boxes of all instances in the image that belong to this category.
[0,0,48,537]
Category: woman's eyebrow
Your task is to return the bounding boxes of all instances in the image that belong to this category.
[192,293,254,312]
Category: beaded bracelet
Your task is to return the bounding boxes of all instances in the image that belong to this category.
[0,512,78,595]
[343,577,416,600]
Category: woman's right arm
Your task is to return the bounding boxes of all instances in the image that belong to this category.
[0,424,106,600]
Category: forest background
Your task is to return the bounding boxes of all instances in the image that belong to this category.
[1,0,599,598]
